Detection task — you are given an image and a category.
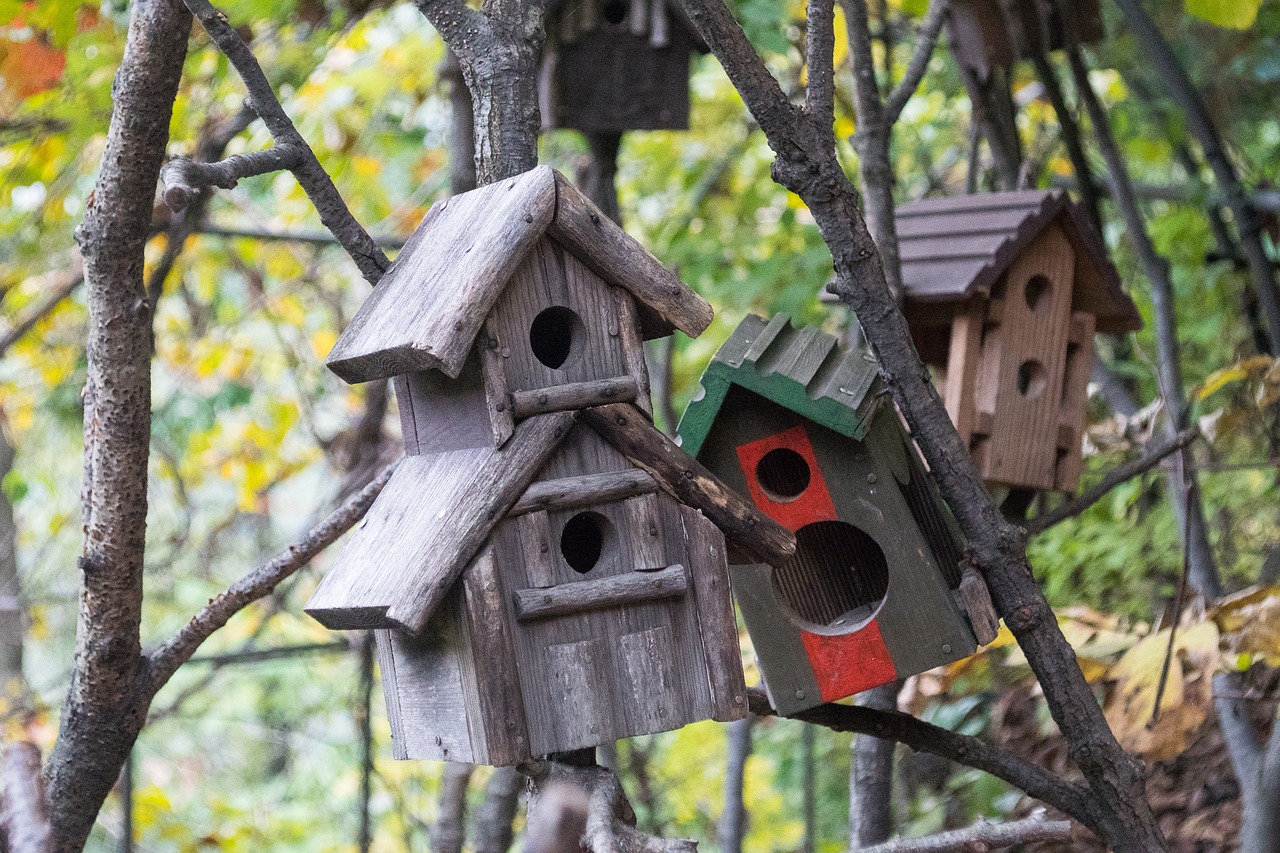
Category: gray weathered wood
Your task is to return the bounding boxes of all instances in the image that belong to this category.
[511,469,657,516]
[681,506,748,722]
[549,171,712,339]
[517,510,558,587]
[622,493,666,570]
[581,403,795,567]
[511,376,639,418]
[614,289,653,417]
[395,353,496,454]
[512,564,687,622]
[618,625,682,732]
[461,548,534,765]
[305,411,575,633]
[480,319,516,447]
[542,639,614,753]
[956,566,1000,645]
[328,167,558,382]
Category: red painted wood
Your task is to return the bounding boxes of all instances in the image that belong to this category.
[734,425,836,531]
[800,620,898,700]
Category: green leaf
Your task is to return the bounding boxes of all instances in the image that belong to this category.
[1186,0,1262,29]
[1,469,27,503]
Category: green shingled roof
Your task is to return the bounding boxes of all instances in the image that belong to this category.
[677,314,885,457]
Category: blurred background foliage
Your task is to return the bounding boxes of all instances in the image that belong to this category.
[2,0,1280,849]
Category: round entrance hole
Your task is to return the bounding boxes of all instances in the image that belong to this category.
[1024,275,1052,311]
[560,511,609,574]
[771,521,889,632]
[601,0,628,24]
[755,447,811,501]
[1016,359,1048,399]
[530,306,584,369]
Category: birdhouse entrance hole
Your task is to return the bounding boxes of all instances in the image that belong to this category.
[1024,274,1052,310]
[755,448,811,502]
[601,0,627,25]
[561,511,609,573]
[772,521,889,633]
[1016,360,1047,399]
[530,306,584,369]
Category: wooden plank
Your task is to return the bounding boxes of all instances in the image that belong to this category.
[1055,313,1096,492]
[517,511,557,588]
[328,167,557,382]
[680,506,748,722]
[460,548,533,765]
[548,172,712,339]
[614,289,653,417]
[622,493,666,570]
[393,374,419,455]
[511,376,639,418]
[398,353,495,454]
[305,411,575,633]
[582,403,796,567]
[512,564,687,622]
[618,626,683,733]
[540,639,614,753]
[511,469,657,516]
[479,319,516,447]
[943,298,986,444]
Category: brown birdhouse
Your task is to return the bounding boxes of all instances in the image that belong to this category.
[305,166,794,763]
[540,0,706,132]
[679,315,997,716]
[894,190,1143,493]
[947,0,1104,78]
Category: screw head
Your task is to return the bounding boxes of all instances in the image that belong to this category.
[795,689,806,699]
[942,643,952,654]
[867,473,877,484]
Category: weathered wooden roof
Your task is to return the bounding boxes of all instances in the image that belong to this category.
[306,405,789,635]
[545,0,708,51]
[327,166,713,383]
[893,190,1142,333]
[677,314,884,458]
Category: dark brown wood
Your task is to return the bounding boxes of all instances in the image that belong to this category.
[581,403,795,566]
[512,564,687,621]
[956,566,1000,645]
[511,469,658,516]
[680,506,747,722]
[549,172,713,339]
[512,376,640,418]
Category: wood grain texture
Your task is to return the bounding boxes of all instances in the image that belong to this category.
[328,167,557,382]
[942,298,986,445]
[956,567,1000,645]
[622,493,666,570]
[1055,312,1095,492]
[517,510,557,587]
[394,353,495,454]
[304,411,575,633]
[680,506,748,722]
[511,469,658,516]
[513,564,687,621]
[511,376,639,417]
[549,172,712,339]
[582,403,795,567]
[614,289,654,417]
[480,319,516,446]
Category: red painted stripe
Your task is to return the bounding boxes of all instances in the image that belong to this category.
[734,425,836,531]
[800,620,898,701]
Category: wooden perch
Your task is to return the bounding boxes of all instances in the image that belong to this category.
[511,469,658,516]
[513,565,687,621]
[512,377,640,418]
[2,742,51,853]
[581,404,795,567]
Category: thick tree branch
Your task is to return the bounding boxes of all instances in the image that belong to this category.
[856,813,1074,852]
[160,145,306,212]
[1026,426,1200,535]
[745,690,1095,828]
[882,0,947,125]
[181,0,390,285]
[415,0,493,63]
[0,262,82,361]
[146,462,396,691]
[1,742,50,853]
[805,0,837,137]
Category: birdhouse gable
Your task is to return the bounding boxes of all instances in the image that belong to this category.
[325,166,712,384]
[894,190,1141,333]
[678,313,883,458]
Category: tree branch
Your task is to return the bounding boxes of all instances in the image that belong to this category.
[181,0,390,285]
[1026,426,1200,535]
[856,812,1074,852]
[882,0,947,126]
[0,261,82,361]
[415,0,493,63]
[745,690,1096,828]
[804,0,837,138]
[160,145,306,212]
[1,742,50,853]
[146,462,396,692]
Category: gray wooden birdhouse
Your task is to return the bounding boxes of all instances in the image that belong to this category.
[540,0,706,132]
[947,0,1104,78]
[305,166,795,763]
[887,191,1142,494]
[678,315,997,717]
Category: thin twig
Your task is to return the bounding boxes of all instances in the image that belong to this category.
[856,812,1074,852]
[0,263,83,360]
[882,0,947,125]
[1026,426,1200,534]
[160,144,306,212]
[146,462,397,692]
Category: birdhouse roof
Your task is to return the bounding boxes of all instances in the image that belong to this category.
[326,166,713,384]
[678,314,884,458]
[545,0,708,52]
[893,190,1142,333]
[306,406,790,635]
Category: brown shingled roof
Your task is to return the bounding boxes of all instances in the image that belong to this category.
[893,190,1142,333]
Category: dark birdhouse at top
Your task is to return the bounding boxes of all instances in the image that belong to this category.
[541,0,706,132]
[947,0,1104,78]
[893,191,1142,494]
[305,167,795,763]
[678,315,996,717]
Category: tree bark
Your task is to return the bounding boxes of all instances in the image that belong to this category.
[44,2,190,850]
[473,768,521,853]
[1213,672,1280,853]
[718,717,752,853]
[432,764,475,853]
[850,684,898,846]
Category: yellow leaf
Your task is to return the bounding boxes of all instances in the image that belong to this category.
[1213,583,1280,666]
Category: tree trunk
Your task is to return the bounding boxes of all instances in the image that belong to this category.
[472,768,521,853]
[44,1,190,850]
[850,684,897,847]
[432,764,475,853]
[719,717,752,853]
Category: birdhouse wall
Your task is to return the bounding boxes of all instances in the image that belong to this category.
[485,237,652,420]
[394,351,497,454]
[947,0,1104,77]
[695,388,976,715]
